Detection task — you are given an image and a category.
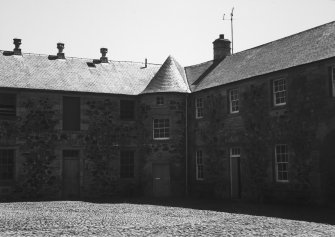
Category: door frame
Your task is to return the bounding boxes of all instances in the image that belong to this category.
[230,147,241,199]
[152,163,171,197]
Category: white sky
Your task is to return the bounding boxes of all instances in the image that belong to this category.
[0,0,334,66]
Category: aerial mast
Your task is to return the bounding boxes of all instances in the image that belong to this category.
[231,7,234,54]
[223,7,235,54]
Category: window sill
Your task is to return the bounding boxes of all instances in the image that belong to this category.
[153,138,170,141]
[273,103,287,109]
[276,180,289,183]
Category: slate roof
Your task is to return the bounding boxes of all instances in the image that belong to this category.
[141,55,190,94]
[0,52,160,95]
[1,21,335,95]
[186,21,335,92]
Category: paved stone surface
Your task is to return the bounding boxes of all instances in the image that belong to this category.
[0,201,334,236]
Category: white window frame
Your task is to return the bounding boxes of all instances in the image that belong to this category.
[195,98,204,119]
[229,88,239,113]
[196,150,204,180]
[332,67,335,97]
[156,96,164,105]
[273,78,287,106]
[275,144,289,182]
[153,118,170,140]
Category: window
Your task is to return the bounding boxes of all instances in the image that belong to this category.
[230,147,241,158]
[196,150,204,180]
[156,96,164,105]
[195,98,204,118]
[120,150,134,178]
[0,93,16,117]
[273,79,287,106]
[153,118,170,139]
[63,150,79,158]
[120,100,135,120]
[229,88,239,113]
[275,144,289,182]
[332,67,335,97]
[0,149,15,181]
[63,96,80,131]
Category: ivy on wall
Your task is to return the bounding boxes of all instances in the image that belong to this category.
[16,98,59,199]
[84,99,136,197]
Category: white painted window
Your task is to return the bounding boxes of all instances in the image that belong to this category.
[275,144,289,182]
[153,119,170,140]
[195,98,204,119]
[229,88,239,113]
[196,150,204,180]
[273,79,287,106]
[156,96,164,105]
[332,67,335,97]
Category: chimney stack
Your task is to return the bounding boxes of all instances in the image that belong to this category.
[100,48,108,63]
[57,43,65,59]
[13,38,22,55]
[213,34,231,60]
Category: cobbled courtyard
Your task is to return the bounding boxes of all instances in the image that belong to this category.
[0,200,334,236]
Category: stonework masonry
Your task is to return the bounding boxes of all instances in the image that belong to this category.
[1,21,335,204]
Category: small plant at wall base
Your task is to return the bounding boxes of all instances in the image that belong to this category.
[16,98,59,199]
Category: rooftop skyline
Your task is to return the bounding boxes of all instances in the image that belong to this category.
[0,0,334,66]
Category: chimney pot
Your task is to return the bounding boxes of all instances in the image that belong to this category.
[100,48,108,63]
[57,43,65,59]
[13,38,22,55]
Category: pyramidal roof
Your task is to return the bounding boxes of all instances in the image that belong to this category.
[141,55,191,94]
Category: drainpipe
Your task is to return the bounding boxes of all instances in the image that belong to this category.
[185,94,188,196]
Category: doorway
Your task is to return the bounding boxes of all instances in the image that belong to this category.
[152,164,170,197]
[62,150,80,199]
[230,148,241,199]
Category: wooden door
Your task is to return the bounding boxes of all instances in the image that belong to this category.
[63,150,80,199]
[152,164,170,197]
[230,157,241,199]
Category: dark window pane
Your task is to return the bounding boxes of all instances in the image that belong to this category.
[120,100,135,120]
[0,149,14,181]
[63,97,80,131]
[63,150,79,158]
[120,150,134,178]
[0,94,16,117]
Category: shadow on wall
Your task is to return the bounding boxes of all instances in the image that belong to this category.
[320,130,335,203]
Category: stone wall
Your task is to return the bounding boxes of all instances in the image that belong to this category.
[138,93,187,197]
[188,58,335,204]
[0,91,140,199]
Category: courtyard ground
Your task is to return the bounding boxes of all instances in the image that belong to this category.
[0,198,334,236]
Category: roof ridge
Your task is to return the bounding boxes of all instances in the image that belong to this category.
[0,50,161,65]
[231,20,335,57]
[185,59,214,69]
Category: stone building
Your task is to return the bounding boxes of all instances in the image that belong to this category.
[0,21,335,203]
